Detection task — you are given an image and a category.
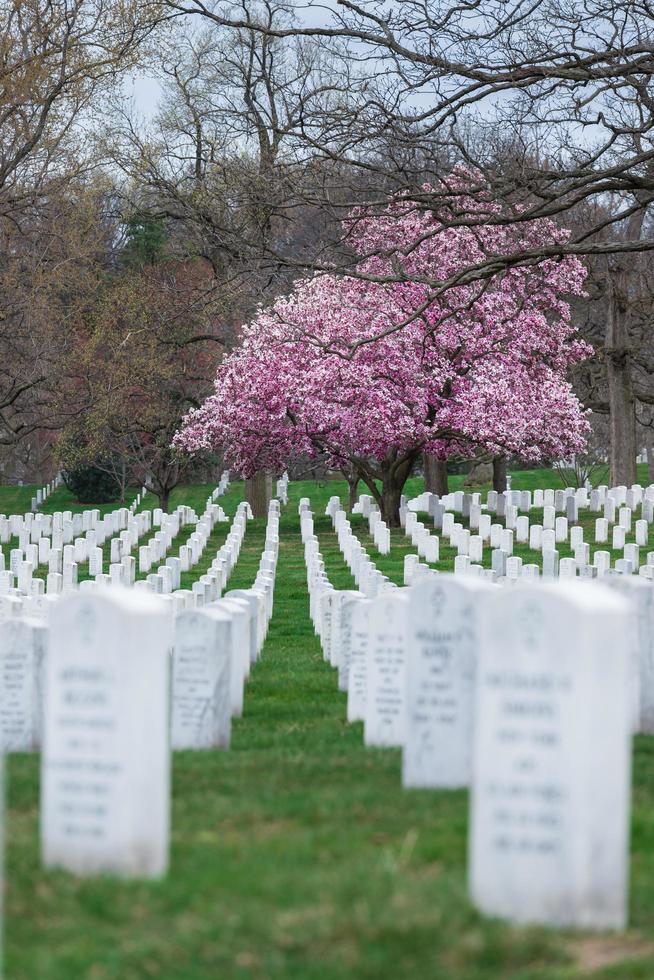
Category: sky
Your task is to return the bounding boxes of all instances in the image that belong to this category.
[126,0,340,120]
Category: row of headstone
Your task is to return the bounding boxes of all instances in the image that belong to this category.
[311,548,634,931]
[309,496,646,929]
[128,485,149,514]
[0,498,259,754]
[208,470,231,507]
[170,498,279,751]
[2,502,133,547]
[276,471,289,505]
[413,483,654,520]
[27,485,282,880]
[30,472,63,512]
[397,482,654,582]
[408,483,654,529]
[0,503,197,610]
[4,472,237,595]
[7,477,231,587]
[136,499,229,587]
[0,480,240,634]
[340,494,391,555]
[2,498,157,587]
[304,500,395,644]
[132,500,250,608]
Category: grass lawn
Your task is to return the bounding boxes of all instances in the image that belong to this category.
[2,470,654,978]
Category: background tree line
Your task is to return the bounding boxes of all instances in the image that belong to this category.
[2,0,654,504]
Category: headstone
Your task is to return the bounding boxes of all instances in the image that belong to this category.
[469,582,632,929]
[595,518,608,543]
[171,609,232,750]
[88,547,103,577]
[346,600,372,722]
[542,549,559,578]
[41,590,172,877]
[528,525,543,551]
[516,516,529,544]
[403,576,490,788]
[225,589,259,664]
[214,597,252,693]
[606,577,654,734]
[613,525,626,550]
[364,592,409,747]
[0,618,46,751]
[624,543,640,570]
[506,556,523,580]
[454,555,470,575]
[593,551,611,576]
[491,549,507,578]
[403,554,420,587]
[636,519,648,547]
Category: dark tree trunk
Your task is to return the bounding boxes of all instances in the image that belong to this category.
[645,428,654,485]
[493,457,507,493]
[606,283,637,487]
[346,473,359,512]
[378,454,417,527]
[158,487,171,512]
[423,453,448,495]
[380,480,404,527]
[246,470,272,518]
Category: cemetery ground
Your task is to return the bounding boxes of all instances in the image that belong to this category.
[4,474,654,978]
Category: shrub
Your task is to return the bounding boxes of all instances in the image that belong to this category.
[62,465,121,503]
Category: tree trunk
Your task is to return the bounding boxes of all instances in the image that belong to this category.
[120,458,127,504]
[493,457,507,493]
[644,428,654,485]
[379,455,416,527]
[346,473,359,512]
[158,487,170,512]
[380,479,404,527]
[246,470,272,518]
[423,453,448,495]
[606,283,637,487]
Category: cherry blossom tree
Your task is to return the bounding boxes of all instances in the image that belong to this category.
[176,174,591,524]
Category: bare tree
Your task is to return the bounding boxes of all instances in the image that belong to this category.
[572,196,654,484]
[158,0,654,276]
[1,0,154,220]
[110,8,352,316]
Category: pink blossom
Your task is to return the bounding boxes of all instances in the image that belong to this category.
[175,173,590,499]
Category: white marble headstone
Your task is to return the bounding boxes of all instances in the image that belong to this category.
[364,591,410,747]
[346,600,372,723]
[403,576,491,789]
[41,589,172,878]
[171,609,232,750]
[0,618,46,751]
[469,582,632,929]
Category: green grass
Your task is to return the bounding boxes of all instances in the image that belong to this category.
[2,472,654,978]
[0,485,44,516]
